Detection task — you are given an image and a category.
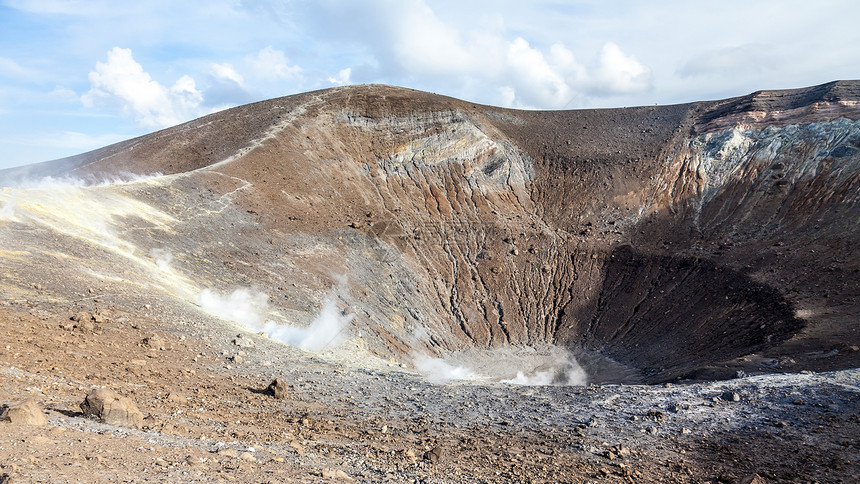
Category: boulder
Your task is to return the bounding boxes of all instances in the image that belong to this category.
[141,334,166,350]
[423,446,442,464]
[80,388,144,428]
[1,399,48,426]
[267,378,288,399]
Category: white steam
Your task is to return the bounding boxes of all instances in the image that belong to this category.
[196,287,352,352]
[0,194,15,220]
[1,173,163,190]
[409,341,588,386]
[411,352,478,383]
[151,248,173,271]
[261,298,352,351]
[500,354,587,386]
[197,287,269,327]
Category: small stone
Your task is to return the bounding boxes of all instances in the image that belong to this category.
[72,311,93,323]
[322,469,352,480]
[722,391,741,402]
[76,318,96,332]
[792,398,804,405]
[267,378,288,399]
[612,444,631,457]
[232,335,255,348]
[80,388,144,429]
[289,441,304,455]
[423,446,442,464]
[141,335,166,350]
[238,452,256,462]
[739,474,767,484]
[218,448,239,458]
[404,449,417,462]
[166,393,188,405]
[229,354,243,364]
[1,399,48,426]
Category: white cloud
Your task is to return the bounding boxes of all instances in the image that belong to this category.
[303,0,652,109]
[328,67,351,85]
[591,42,652,95]
[0,57,37,80]
[389,1,471,74]
[47,86,78,102]
[81,47,204,130]
[503,37,573,108]
[246,46,302,81]
[210,62,245,86]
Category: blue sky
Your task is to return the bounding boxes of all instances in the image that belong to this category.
[1,0,859,169]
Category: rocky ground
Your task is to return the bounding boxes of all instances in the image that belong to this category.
[1,284,857,483]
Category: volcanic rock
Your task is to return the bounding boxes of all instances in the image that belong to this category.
[739,474,768,484]
[71,311,92,323]
[232,334,255,348]
[166,392,188,405]
[423,446,442,463]
[1,399,47,426]
[80,388,144,428]
[141,335,166,350]
[71,312,96,332]
[322,469,352,480]
[267,378,288,399]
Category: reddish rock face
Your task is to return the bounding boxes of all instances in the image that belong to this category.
[1,81,858,383]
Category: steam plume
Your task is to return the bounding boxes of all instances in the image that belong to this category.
[196,287,352,352]
[261,298,353,351]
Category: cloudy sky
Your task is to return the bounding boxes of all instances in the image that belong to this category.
[1,0,858,169]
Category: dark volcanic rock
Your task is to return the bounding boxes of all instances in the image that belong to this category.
[267,378,288,399]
